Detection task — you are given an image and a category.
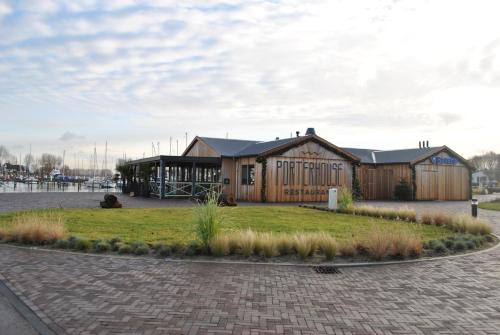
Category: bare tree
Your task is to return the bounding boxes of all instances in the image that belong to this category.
[0,145,16,165]
[38,153,62,177]
[469,151,498,171]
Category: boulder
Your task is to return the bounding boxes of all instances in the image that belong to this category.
[100,194,123,208]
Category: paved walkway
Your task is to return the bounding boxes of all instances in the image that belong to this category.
[0,196,500,334]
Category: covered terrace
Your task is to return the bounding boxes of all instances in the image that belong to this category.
[126,156,222,198]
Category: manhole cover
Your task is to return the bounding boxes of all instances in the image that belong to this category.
[313,266,341,274]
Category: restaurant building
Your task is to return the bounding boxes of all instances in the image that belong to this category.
[126,128,471,202]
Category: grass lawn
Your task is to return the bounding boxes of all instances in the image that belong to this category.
[0,206,454,244]
[479,199,500,211]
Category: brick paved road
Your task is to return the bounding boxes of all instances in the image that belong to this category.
[0,198,499,334]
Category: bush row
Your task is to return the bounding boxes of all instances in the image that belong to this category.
[302,205,492,236]
[424,234,494,254]
[209,228,423,261]
[0,212,66,245]
[420,212,492,235]
[302,205,417,222]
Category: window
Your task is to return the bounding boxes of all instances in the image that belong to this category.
[241,164,255,185]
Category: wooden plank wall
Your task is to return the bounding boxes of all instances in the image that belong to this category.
[235,157,262,201]
[262,142,353,202]
[356,164,411,200]
[221,158,237,197]
[415,160,469,200]
[184,139,219,157]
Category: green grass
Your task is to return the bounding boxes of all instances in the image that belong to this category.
[479,200,500,211]
[0,206,454,244]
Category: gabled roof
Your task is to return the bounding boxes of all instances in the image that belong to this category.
[235,137,301,156]
[342,146,471,168]
[341,148,379,164]
[184,135,360,162]
[185,137,259,157]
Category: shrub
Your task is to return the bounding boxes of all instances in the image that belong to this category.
[471,236,485,247]
[432,241,447,254]
[108,238,122,251]
[130,241,148,252]
[118,244,133,254]
[394,180,412,201]
[465,240,475,250]
[170,242,186,254]
[195,191,221,248]
[352,177,363,200]
[54,239,69,249]
[67,236,80,249]
[210,235,230,257]
[94,241,111,253]
[185,240,202,256]
[157,245,172,257]
[75,238,91,251]
[485,234,494,243]
[7,212,66,245]
[452,240,466,251]
[316,233,337,261]
[337,186,353,211]
[443,239,454,249]
[134,245,150,255]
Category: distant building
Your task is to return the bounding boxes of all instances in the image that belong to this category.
[472,170,497,187]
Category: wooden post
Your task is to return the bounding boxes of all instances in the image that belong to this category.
[160,159,165,199]
[191,162,196,196]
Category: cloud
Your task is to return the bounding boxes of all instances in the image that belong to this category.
[0,0,499,159]
[59,131,85,141]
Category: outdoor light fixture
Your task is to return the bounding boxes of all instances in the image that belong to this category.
[471,198,478,218]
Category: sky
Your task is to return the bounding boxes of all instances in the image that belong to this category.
[0,0,499,168]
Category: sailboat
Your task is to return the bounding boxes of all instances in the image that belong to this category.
[99,141,116,189]
[85,145,101,189]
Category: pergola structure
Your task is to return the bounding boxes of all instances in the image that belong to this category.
[127,156,222,198]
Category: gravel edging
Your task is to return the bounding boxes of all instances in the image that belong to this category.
[1,234,498,269]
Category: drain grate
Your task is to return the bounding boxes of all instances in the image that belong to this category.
[313,266,341,274]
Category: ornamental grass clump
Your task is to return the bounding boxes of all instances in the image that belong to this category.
[316,233,337,261]
[293,234,315,260]
[390,231,422,259]
[337,186,353,211]
[195,191,221,248]
[276,235,294,256]
[254,233,279,258]
[364,228,392,261]
[5,211,66,245]
[210,235,230,257]
[421,212,433,225]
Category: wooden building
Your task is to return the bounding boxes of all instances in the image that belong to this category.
[183,128,359,202]
[343,146,472,201]
[126,129,471,202]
